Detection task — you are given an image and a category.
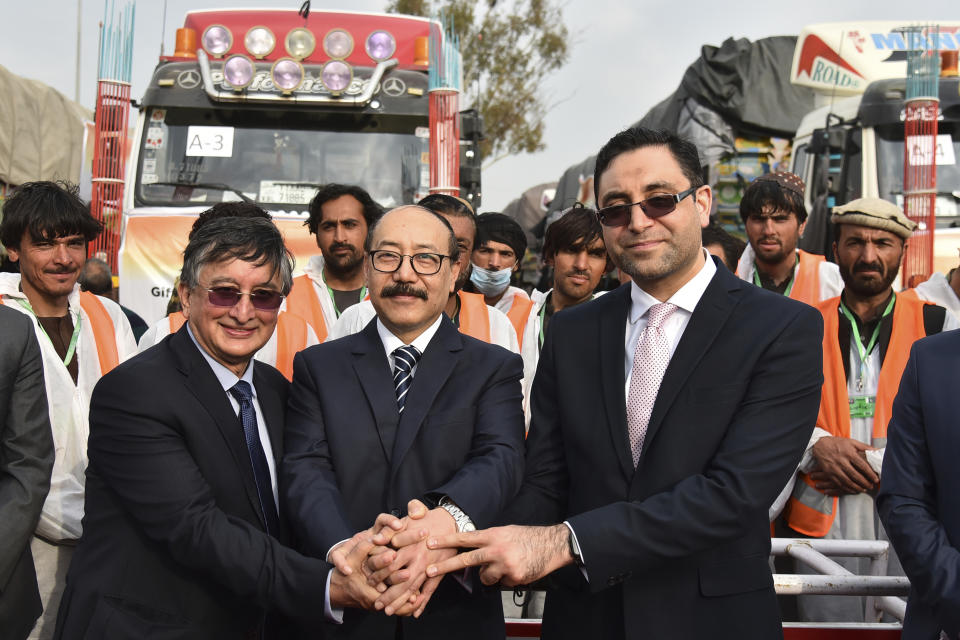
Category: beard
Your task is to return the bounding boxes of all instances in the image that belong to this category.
[838,258,899,297]
[455,261,472,292]
[323,244,363,277]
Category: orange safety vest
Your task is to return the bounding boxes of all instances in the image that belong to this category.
[788,250,825,305]
[168,310,308,381]
[457,291,491,342]
[505,296,535,348]
[1,291,119,374]
[785,292,930,537]
[285,274,328,343]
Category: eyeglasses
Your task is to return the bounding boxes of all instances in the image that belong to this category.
[203,286,285,310]
[596,186,699,227]
[370,250,449,275]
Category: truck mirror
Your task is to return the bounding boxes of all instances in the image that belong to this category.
[460,109,484,140]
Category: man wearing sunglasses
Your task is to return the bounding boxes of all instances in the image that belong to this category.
[422,126,824,640]
[735,171,842,305]
[283,205,525,639]
[56,218,392,639]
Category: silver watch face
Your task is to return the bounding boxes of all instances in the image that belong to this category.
[461,520,476,532]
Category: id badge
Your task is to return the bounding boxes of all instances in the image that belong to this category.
[849,396,876,420]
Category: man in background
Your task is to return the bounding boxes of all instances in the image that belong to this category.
[78,257,148,341]
[285,184,382,341]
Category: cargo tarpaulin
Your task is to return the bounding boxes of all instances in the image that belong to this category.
[0,64,92,187]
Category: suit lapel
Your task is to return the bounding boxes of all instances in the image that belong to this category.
[600,285,635,480]
[390,319,461,476]
[636,263,740,471]
[170,328,266,527]
[351,321,399,463]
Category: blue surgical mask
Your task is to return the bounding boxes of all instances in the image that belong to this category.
[470,263,513,297]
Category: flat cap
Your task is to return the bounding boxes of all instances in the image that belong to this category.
[831,197,917,239]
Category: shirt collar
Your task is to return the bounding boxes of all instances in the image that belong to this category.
[629,249,717,324]
[376,313,445,358]
[186,323,255,396]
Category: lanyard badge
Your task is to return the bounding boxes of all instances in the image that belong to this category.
[839,294,896,393]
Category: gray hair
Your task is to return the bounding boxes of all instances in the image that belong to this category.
[180,217,294,294]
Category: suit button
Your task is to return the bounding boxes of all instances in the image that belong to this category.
[390,509,401,517]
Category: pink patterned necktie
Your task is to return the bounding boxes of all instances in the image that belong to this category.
[626,302,678,467]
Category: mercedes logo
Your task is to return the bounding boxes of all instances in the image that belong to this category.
[177,70,201,89]
[382,76,406,98]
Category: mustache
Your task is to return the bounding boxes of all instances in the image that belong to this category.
[853,261,884,274]
[329,242,358,252]
[564,269,590,279]
[381,283,428,300]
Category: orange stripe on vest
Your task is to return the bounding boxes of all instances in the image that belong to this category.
[788,250,825,305]
[457,291,491,342]
[785,293,930,537]
[275,311,308,381]
[506,296,535,348]
[285,274,328,342]
[169,311,187,333]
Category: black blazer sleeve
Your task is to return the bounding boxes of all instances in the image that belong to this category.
[878,337,960,636]
[0,311,53,587]
[87,367,333,621]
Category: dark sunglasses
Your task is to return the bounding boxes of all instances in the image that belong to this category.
[203,286,285,310]
[596,186,699,227]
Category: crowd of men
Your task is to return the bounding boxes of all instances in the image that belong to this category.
[2,125,960,640]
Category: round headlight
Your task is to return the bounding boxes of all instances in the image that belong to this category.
[223,54,254,90]
[271,58,304,93]
[244,26,275,58]
[202,24,233,57]
[366,30,396,62]
[324,29,353,59]
[285,27,316,59]
[321,60,352,94]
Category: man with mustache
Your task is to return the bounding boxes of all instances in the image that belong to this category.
[735,171,842,304]
[283,205,525,639]
[328,194,520,352]
[285,184,382,342]
[0,181,137,639]
[783,197,959,622]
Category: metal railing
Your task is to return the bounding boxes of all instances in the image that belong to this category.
[771,538,909,622]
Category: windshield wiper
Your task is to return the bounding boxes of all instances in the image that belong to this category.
[150,181,254,203]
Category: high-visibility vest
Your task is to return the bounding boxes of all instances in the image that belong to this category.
[505,296,535,348]
[785,292,930,537]
[788,250,825,305]
[457,290,491,342]
[2,291,119,374]
[285,274,328,342]
[168,310,308,381]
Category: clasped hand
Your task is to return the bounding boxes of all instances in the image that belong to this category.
[328,499,457,618]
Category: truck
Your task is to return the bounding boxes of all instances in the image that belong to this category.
[117,8,482,323]
[789,22,960,277]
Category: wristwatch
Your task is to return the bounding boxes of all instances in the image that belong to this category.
[439,497,476,532]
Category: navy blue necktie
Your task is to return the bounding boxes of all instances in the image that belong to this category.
[229,381,281,536]
[392,345,422,414]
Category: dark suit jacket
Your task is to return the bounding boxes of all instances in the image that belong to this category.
[54,327,332,640]
[509,258,824,640]
[282,316,525,640]
[0,306,54,640]
[878,330,960,640]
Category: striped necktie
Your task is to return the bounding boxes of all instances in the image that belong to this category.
[228,380,281,536]
[392,345,422,414]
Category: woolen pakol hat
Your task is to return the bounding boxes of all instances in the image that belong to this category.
[831,197,917,240]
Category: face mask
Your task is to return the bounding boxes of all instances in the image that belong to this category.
[470,263,513,296]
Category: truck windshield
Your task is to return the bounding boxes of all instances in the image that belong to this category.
[876,123,960,227]
[135,107,428,210]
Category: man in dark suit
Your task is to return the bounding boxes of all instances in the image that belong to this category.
[54,217,385,639]
[282,205,526,639]
[878,330,960,639]
[423,127,824,639]
[0,305,54,640]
